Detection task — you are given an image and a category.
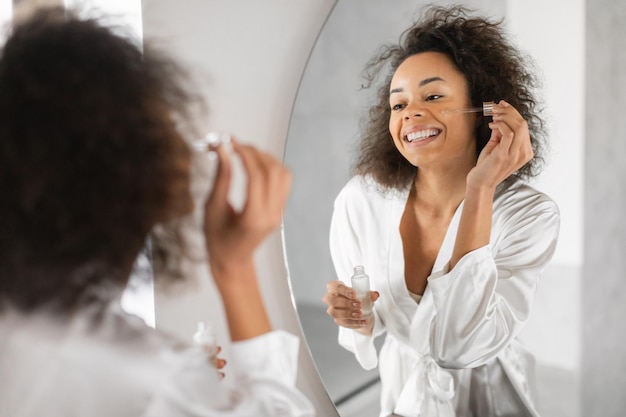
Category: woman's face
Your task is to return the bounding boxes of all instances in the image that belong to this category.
[388,52,478,172]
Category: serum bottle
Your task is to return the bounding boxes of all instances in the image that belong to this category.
[193,321,218,359]
[351,265,373,318]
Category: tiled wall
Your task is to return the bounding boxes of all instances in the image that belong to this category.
[583,0,626,415]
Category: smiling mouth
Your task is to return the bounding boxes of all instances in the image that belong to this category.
[405,128,440,143]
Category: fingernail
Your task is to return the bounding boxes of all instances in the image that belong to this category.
[352,302,359,307]
[347,292,354,299]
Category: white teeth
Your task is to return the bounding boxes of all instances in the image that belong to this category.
[406,129,439,142]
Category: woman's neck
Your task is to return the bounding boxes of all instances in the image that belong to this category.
[412,165,470,217]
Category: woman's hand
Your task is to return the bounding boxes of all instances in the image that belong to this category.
[203,138,292,282]
[468,100,534,190]
[322,280,379,335]
[202,137,291,341]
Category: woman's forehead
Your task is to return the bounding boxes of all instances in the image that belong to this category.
[391,52,466,90]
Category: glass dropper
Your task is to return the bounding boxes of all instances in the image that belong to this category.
[443,101,495,116]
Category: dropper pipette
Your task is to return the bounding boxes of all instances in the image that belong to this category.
[443,101,495,116]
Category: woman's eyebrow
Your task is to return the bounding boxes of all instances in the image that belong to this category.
[419,76,445,87]
[390,76,445,94]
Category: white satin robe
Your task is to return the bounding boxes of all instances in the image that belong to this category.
[330,176,560,417]
[0,301,314,417]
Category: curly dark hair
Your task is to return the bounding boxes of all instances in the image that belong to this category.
[354,5,547,191]
[0,7,201,312]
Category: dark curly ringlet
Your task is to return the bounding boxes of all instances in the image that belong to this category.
[0,7,201,312]
[354,5,547,191]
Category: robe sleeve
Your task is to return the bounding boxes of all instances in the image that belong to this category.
[427,195,560,369]
[145,330,315,417]
[329,179,386,370]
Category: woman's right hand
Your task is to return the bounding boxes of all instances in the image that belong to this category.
[203,138,292,282]
[202,137,291,341]
[322,281,379,335]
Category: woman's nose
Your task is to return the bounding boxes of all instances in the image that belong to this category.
[402,102,425,119]
[403,107,423,119]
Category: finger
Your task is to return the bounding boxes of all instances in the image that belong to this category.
[491,100,519,119]
[487,119,531,179]
[486,123,502,145]
[323,292,362,310]
[216,358,227,370]
[231,141,266,214]
[233,143,291,232]
[370,291,380,303]
[206,142,232,208]
[333,317,371,329]
[492,115,531,164]
[326,280,343,292]
[490,100,527,148]
[325,280,355,299]
[326,304,363,319]
[488,119,514,153]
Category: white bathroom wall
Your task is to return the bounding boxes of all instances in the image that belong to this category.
[583,1,626,415]
[506,0,584,372]
[0,0,10,41]
[507,0,584,267]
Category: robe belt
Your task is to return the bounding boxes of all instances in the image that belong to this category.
[393,354,455,417]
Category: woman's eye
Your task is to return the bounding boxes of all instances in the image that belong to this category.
[426,94,443,101]
[391,103,405,111]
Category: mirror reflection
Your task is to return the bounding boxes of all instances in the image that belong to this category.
[284,1,582,416]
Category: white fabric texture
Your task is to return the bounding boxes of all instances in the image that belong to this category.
[0,302,314,417]
[330,175,560,417]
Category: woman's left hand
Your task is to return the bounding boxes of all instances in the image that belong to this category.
[468,100,534,190]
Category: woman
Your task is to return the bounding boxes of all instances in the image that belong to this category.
[0,6,313,417]
[323,6,559,417]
